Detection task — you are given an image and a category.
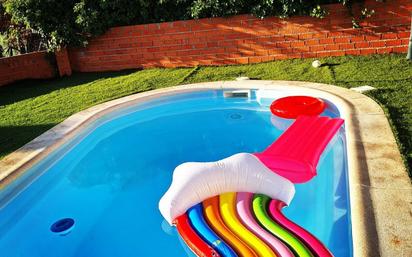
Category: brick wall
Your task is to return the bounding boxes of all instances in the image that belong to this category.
[55,48,72,76]
[0,51,56,87]
[0,0,411,86]
[68,0,412,72]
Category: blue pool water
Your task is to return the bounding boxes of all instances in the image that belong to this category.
[0,90,352,257]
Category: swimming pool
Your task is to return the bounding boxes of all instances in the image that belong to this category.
[0,89,352,257]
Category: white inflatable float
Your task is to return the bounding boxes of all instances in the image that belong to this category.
[159,153,295,225]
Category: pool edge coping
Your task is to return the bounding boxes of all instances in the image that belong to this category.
[0,80,411,257]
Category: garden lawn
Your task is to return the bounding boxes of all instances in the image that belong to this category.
[0,54,411,176]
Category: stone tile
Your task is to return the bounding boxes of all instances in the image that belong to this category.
[368,187,412,257]
[350,97,385,115]
[350,114,397,144]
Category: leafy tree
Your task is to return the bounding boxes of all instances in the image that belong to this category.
[0,1,46,57]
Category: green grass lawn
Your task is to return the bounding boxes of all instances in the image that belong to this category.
[0,54,411,176]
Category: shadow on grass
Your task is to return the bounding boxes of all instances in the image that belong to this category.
[0,124,57,159]
[0,70,138,107]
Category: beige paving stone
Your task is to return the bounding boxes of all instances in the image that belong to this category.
[368,187,412,257]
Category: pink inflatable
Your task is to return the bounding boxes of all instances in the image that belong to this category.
[236,192,294,257]
[269,200,333,257]
[254,115,344,183]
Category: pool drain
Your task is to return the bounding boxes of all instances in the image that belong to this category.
[230,113,242,120]
[50,218,75,236]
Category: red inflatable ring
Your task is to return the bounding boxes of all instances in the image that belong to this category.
[270,96,325,119]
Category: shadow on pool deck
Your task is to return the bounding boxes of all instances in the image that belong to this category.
[342,97,381,256]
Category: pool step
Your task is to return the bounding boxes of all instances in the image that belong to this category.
[223,90,251,98]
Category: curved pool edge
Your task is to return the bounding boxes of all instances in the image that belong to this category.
[0,80,411,257]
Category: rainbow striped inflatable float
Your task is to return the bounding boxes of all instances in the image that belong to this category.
[159,96,344,257]
[175,192,333,257]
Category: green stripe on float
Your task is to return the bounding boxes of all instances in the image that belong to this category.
[252,194,314,257]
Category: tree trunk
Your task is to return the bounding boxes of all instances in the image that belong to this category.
[407,12,412,60]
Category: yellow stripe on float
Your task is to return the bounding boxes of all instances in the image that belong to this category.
[203,196,258,257]
[219,192,278,257]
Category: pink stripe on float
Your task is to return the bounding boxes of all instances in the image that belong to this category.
[236,192,294,257]
[269,200,334,257]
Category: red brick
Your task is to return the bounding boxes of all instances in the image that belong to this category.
[290,41,305,47]
[302,52,317,58]
[310,45,325,52]
[328,31,346,37]
[325,44,340,51]
[260,56,275,62]
[327,51,345,57]
[286,53,302,59]
[225,47,239,53]
[350,36,365,42]
[298,34,313,40]
[190,43,206,49]
[312,33,328,39]
[377,47,393,54]
[382,33,398,39]
[293,46,310,52]
[207,42,218,48]
[360,49,377,55]
[355,42,370,48]
[268,49,282,55]
[316,52,332,57]
[276,42,291,48]
[319,38,335,44]
[339,43,355,50]
[305,39,320,46]
[386,39,403,46]
[369,41,386,47]
[248,56,262,63]
[365,34,382,41]
[281,48,294,54]
[345,49,361,55]
[402,39,410,45]
[397,31,410,39]
[392,46,408,53]
[335,37,351,43]
[235,57,249,64]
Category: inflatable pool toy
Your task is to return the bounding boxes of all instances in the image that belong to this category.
[203,196,258,257]
[236,192,294,257]
[220,192,277,257]
[174,213,220,257]
[188,204,237,256]
[252,195,313,257]
[269,199,333,256]
[254,115,344,183]
[159,153,295,225]
[159,96,343,257]
[270,96,325,119]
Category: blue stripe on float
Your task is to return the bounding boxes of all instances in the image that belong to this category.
[188,204,238,257]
